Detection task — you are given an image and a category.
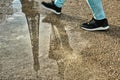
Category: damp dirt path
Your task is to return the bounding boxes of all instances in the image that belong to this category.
[0,0,120,80]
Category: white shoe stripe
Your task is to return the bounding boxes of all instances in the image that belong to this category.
[81,26,110,31]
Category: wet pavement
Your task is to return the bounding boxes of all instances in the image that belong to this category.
[0,0,87,79]
[0,0,120,80]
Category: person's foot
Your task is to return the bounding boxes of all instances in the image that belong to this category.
[41,1,62,15]
[81,18,109,31]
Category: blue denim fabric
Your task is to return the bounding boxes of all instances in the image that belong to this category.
[86,0,106,20]
[54,0,106,20]
[54,0,65,8]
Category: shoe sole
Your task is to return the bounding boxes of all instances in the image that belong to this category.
[81,26,110,31]
[41,4,61,15]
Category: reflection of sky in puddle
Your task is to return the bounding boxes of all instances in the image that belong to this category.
[10,0,23,18]
[12,0,22,10]
[0,0,22,24]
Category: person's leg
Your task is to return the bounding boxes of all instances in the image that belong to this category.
[87,0,105,20]
[41,0,65,14]
[81,0,109,31]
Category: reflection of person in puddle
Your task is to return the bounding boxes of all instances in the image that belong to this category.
[41,0,109,31]
[43,14,73,79]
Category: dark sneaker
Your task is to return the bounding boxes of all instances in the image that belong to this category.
[41,1,62,15]
[81,18,109,31]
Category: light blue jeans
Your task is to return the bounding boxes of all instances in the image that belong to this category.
[54,0,106,20]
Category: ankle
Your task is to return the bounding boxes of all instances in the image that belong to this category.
[54,1,63,8]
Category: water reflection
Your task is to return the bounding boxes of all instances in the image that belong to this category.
[42,13,73,80]
[21,0,40,73]
[0,0,14,24]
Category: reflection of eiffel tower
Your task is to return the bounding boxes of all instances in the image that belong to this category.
[21,0,40,72]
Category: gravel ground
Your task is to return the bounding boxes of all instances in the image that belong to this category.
[0,0,120,80]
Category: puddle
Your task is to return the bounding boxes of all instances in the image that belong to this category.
[22,5,40,74]
[0,0,88,79]
[42,13,86,80]
[49,22,73,80]
[19,0,40,74]
[0,0,41,79]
